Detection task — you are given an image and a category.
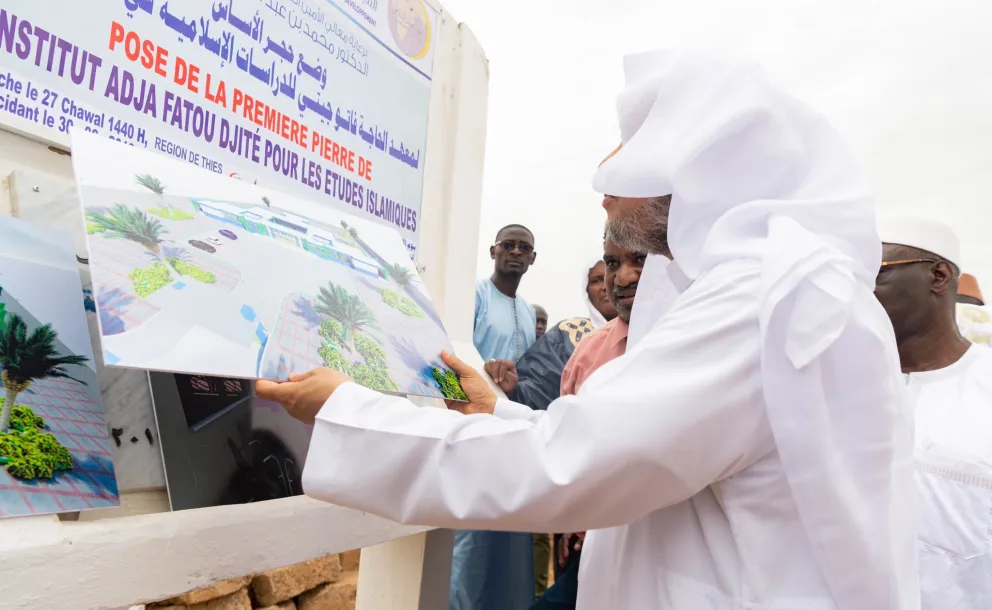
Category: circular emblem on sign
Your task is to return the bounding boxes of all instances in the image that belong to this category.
[388,0,431,60]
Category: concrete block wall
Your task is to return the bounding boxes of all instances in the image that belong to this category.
[142,551,363,610]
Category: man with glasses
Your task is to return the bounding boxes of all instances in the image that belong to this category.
[875,215,992,610]
[473,224,538,366]
[447,224,539,610]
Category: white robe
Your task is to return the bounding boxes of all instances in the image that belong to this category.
[302,258,912,609]
[911,345,992,609]
[956,302,992,346]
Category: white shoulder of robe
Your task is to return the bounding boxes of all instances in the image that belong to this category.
[302,260,773,534]
[494,398,545,423]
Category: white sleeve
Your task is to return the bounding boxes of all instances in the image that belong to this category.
[302,272,773,533]
[493,398,545,423]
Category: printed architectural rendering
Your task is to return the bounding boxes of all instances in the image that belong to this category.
[79,181,464,400]
[0,217,118,518]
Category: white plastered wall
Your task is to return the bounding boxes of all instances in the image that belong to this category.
[0,2,490,608]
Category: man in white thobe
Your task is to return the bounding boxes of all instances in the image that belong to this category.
[875,216,992,609]
[257,50,919,609]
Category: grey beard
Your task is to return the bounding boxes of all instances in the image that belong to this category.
[615,303,632,324]
[604,196,671,256]
[612,285,637,323]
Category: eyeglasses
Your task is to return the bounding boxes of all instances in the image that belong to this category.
[877,258,937,277]
[494,240,534,254]
[880,258,937,269]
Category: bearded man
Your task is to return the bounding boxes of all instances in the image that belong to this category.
[256,50,918,609]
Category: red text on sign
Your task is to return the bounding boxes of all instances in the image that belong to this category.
[108,22,168,78]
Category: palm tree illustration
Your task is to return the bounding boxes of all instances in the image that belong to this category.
[347,226,359,240]
[383,263,415,292]
[135,173,172,211]
[314,283,376,357]
[0,313,89,433]
[262,196,271,208]
[86,204,169,260]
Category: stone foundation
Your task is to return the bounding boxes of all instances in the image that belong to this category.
[141,550,362,610]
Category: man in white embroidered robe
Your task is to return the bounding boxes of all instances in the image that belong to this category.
[875,216,992,609]
[257,51,919,609]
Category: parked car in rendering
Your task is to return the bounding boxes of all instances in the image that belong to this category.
[188,239,216,254]
[206,236,223,247]
[219,229,238,240]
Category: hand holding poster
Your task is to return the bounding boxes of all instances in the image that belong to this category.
[0,0,436,256]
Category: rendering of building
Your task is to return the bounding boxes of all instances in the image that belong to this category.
[190,200,381,277]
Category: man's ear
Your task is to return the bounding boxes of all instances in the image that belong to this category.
[490,245,497,260]
[932,261,955,296]
[529,251,537,265]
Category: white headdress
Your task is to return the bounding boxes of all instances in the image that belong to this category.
[593,50,918,609]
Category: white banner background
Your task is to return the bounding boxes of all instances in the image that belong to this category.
[0,0,438,255]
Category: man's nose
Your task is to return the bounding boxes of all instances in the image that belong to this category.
[618,264,641,286]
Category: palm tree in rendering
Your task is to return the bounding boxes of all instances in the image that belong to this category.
[135,174,166,197]
[337,220,358,240]
[135,173,173,212]
[314,283,377,357]
[0,314,89,433]
[262,196,271,208]
[86,204,168,259]
[383,263,415,292]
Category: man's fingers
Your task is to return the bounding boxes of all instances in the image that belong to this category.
[497,361,513,380]
[255,379,289,403]
[483,359,513,383]
[483,361,497,378]
[441,350,476,377]
[288,368,318,382]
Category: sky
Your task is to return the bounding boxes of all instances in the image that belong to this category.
[440,0,992,322]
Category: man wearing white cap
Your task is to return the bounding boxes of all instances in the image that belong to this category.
[875,216,992,609]
[256,50,918,609]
